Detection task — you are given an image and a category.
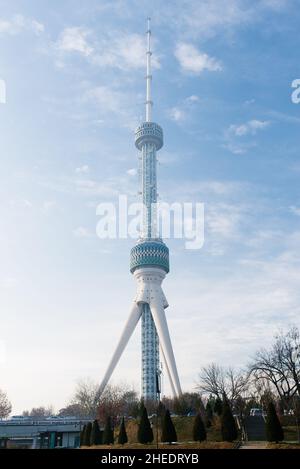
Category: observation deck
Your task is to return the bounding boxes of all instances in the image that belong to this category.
[135,121,163,151]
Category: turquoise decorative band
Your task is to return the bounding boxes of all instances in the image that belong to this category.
[130,240,169,273]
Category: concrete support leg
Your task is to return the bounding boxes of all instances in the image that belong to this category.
[97,303,142,398]
[149,294,182,396]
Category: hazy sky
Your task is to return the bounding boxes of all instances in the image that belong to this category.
[1,0,300,414]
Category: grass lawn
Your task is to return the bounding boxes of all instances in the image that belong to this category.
[267,442,300,449]
[282,426,300,442]
[82,416,236,449]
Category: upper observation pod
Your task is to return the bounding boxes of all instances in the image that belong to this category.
[135,121,163,151]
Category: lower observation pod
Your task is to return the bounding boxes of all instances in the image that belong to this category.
[130,239,169,273]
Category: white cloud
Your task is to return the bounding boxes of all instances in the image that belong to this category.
[289,162,300,173]
[244,98,255,106]
[87,86,121,114]
[73,226,93,238]
[84,85,138,130]
[9,199,33,209]
[38,172,132,200]
[224,119,270,154]
[55,28,160,71]
[167,95,200,123]
[229,119,270,137]
[186,95,200,103]
[231,124,248,137]
[126,168,137,177]
[31,20,45,34]
[168,107,186,122]
[92,33,160,71]
[56,27,93,56]
[176,0,252,37]
[261,0,287,11]
[206,203,241,239]
[223,141,256,155]
[175,42,222,74]
[74,178,120,198]
[162,0,287,40]
[42,201,56,212]
[290,206,300,216]
[267,110,300,125]
[245,229,283,249]
[92,119,105,125]
[0,14,44,35]
[158,151,181,165]
[0,276,17,289]
[223,143,245,155]
[164,179,247,199]
[75,165,90,174]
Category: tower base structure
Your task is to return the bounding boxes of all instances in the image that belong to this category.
[97,263,182,400]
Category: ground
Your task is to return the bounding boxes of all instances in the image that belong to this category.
[83,442,235,449]
[83,417,300,449]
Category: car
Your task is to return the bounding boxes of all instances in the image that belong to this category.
[283,409,294,416]
[249,408,263,417]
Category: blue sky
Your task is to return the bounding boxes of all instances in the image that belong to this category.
[1,0,300,413]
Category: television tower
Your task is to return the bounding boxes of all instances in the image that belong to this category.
[98,19,182,400]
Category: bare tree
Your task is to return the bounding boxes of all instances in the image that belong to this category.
[69,379,100,418]
[0,389,12,419]
[97,384,139,426]
[58,403,88,418]
[66,379,139,422]
[197,363,248,401]
[22,406,54,419]
[165,392,204,416]
[249,327,300,405]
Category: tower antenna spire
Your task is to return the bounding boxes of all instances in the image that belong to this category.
[146,17,152,122]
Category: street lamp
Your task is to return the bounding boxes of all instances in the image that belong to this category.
[156,369,162,450]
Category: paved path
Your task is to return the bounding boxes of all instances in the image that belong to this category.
[244,415,266,441]
[239,441,267,449]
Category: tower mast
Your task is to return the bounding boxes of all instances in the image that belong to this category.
[146,17,152,122]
